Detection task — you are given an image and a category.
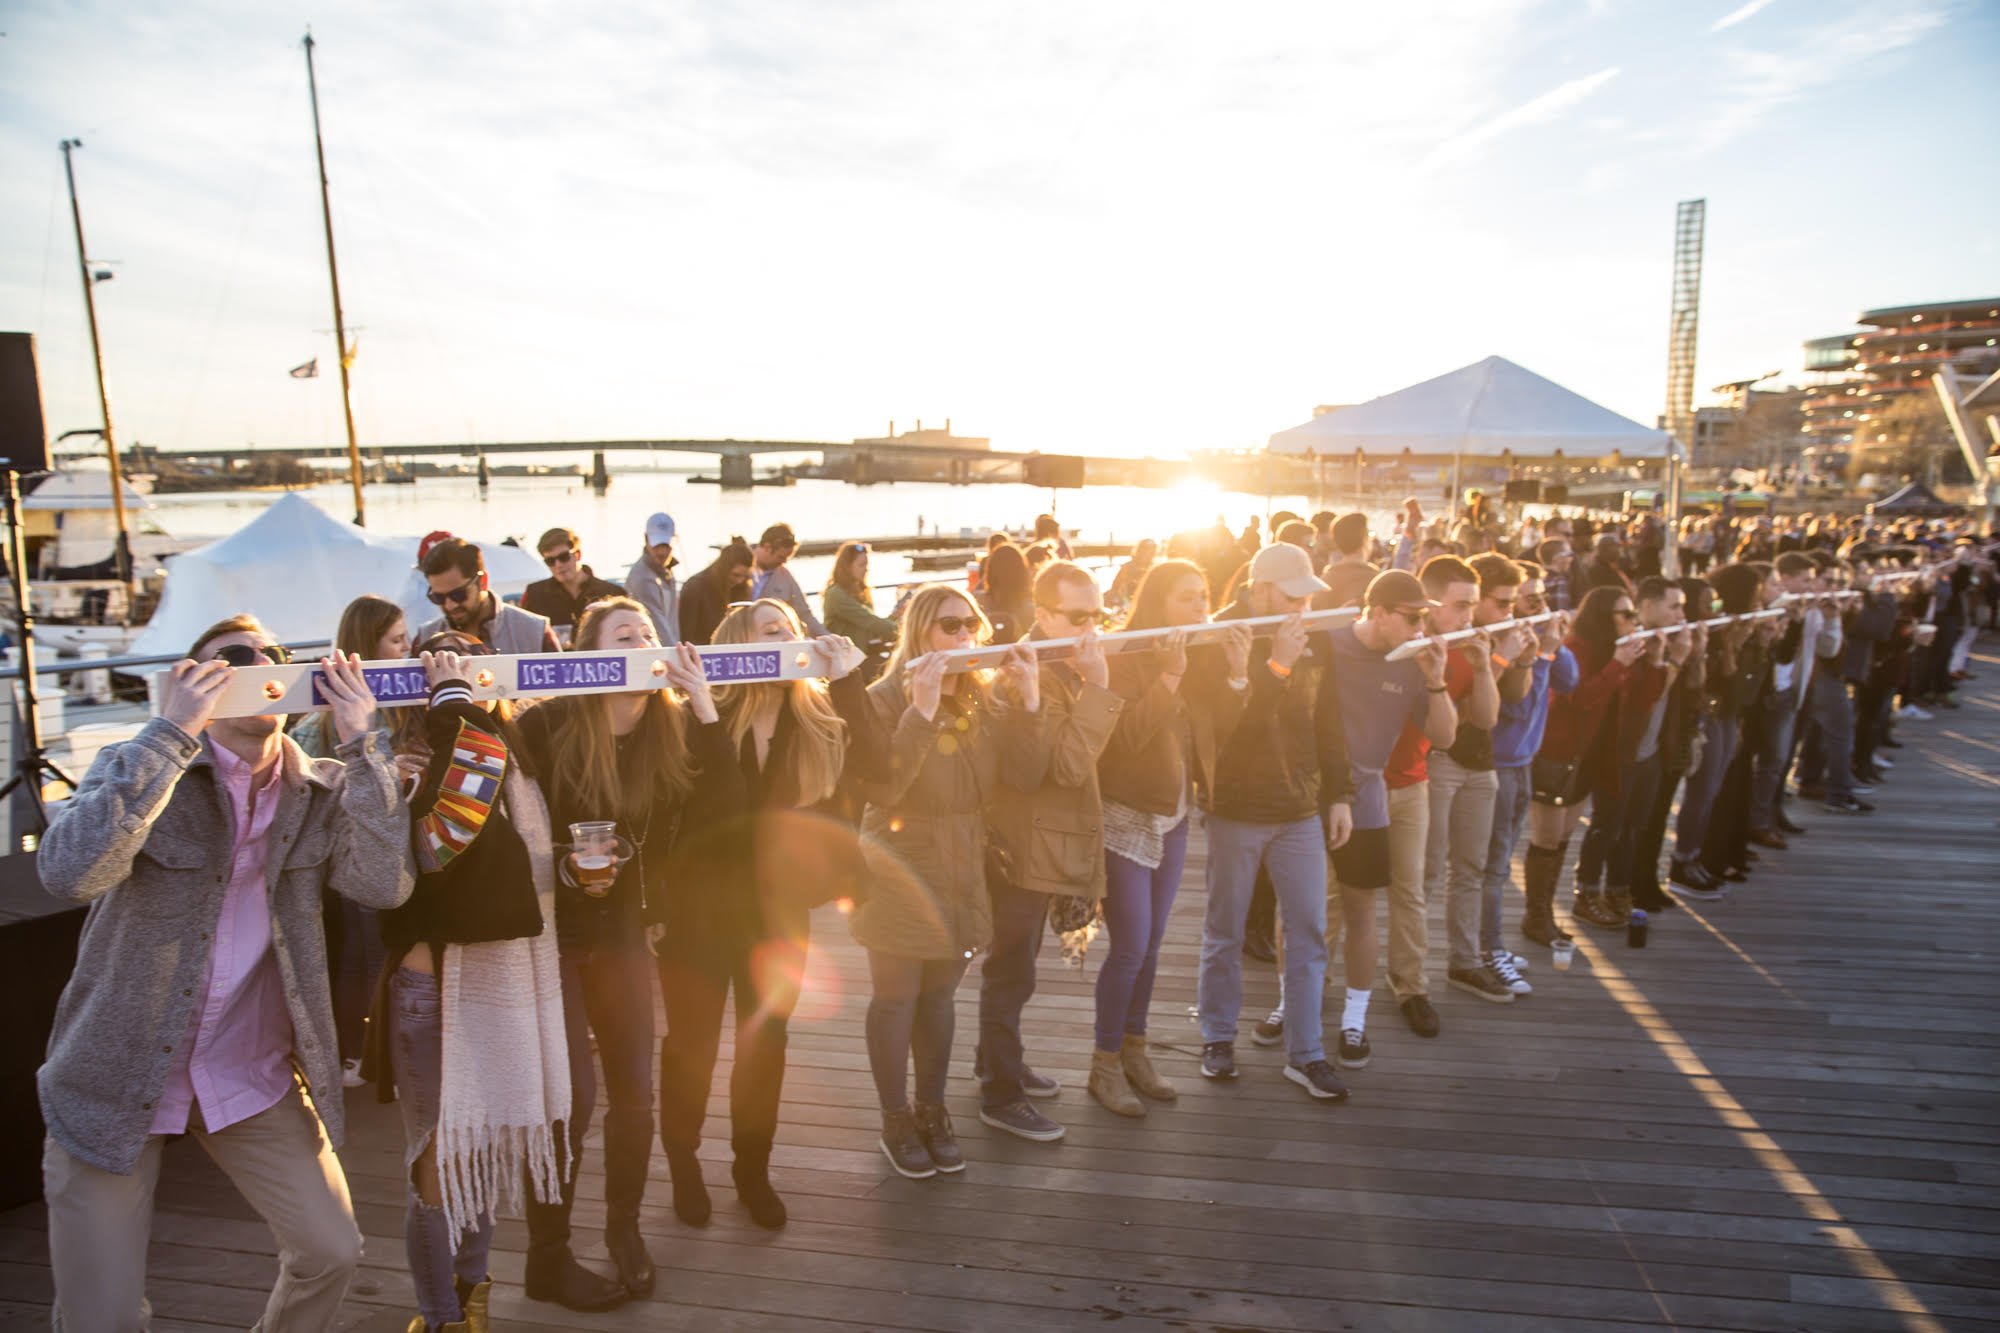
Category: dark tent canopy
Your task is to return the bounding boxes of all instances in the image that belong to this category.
[1867,481,1964,517]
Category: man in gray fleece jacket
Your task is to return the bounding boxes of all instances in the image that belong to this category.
[37,613,413,1333]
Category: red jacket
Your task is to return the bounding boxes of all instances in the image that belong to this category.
[1538,634,1668,793]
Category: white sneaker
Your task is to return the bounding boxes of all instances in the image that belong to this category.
[1252,1008,1286,1047]
[1486,950,1533,995]
[1496,948,1531,973]
[1898,705,1933,721]
[1875,756,1895,770]
[341,1058,365,1089]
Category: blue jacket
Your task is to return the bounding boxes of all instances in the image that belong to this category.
[1491,648,1579,768]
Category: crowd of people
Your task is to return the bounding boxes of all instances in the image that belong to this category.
[32,495,1995,1331]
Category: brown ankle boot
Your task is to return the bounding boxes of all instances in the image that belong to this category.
[1121,1035,1177,1102]
[1088,1048,1145,1118]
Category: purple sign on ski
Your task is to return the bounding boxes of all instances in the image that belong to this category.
[312,664,428,706]
[518,655,626,692]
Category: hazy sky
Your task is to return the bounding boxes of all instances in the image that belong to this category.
[4,0,1996,457]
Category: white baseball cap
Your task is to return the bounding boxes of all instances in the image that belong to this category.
[645,512,677,547]
[1248,541,1329,598]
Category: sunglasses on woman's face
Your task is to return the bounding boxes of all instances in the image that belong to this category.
[935,615,983,637]
[212,643,292,668]
[1613,608,1639,621]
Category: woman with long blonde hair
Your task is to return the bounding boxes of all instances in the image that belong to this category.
[512,596,743,1310]
[851,584,1047,1180]
[657,598,884,1229]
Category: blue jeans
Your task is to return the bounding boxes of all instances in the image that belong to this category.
[1094,818,1189,1052]
[1198,814,1327,1066]
[389,967,492,1328]
[1795,672,1855,799]
[1480,765,1532,956]
[1749,692,1800,833]
[1675,713,1737,864]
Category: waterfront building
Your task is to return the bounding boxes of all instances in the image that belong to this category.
[1802,297,2000,456]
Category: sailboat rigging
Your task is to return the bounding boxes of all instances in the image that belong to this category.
[303,30,369,526]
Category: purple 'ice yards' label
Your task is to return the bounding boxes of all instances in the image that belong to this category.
[517,655,627,692]
[700,649,783,682]
[312,665,428,706]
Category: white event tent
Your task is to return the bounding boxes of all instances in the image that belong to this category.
[1267,355,1674,462]
[133,492,545,657]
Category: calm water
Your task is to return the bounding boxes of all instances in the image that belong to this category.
[145,465,1401,591]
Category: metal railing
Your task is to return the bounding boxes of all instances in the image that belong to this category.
[0,640,334,683]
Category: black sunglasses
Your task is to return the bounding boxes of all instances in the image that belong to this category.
[213,643,291,668]
[542,549,576,568]
[1040,605,1108,628]
[936,615,984,637]
[426,582,479,607]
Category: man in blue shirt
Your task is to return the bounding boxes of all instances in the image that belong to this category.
[1321,570,1455,1069]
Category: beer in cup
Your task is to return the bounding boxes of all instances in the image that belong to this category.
[570,821,620,897]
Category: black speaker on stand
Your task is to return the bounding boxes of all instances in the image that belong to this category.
[0,333,74,831]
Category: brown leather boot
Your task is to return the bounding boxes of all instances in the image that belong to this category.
[1520,844,1570,947]
[1572,888,1624,929]
[1121,1035,1177,1102]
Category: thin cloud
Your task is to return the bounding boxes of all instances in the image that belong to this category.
[1419,66,1622,171]
[1710,0,1779,32]
[1696,0,1952,149]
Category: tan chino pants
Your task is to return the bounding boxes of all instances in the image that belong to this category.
[43,1080,362,1333]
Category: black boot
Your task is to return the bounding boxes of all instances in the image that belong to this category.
[523,1162,628,1313]
[666,1147,712,1226]
[733,1146,788,1230]
[603,1112,656,1296]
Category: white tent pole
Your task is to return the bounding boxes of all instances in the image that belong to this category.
[1664,439,1682,577]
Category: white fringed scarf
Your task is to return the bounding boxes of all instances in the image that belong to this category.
[433,772,572,1237]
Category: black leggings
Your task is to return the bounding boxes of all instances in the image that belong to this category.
[658,915,807,1160]
[1576,754,1664,892]
[864,950,970,1113]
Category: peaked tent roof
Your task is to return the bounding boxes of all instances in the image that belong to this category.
[132,492,545,658]
[1267,355,1673,460]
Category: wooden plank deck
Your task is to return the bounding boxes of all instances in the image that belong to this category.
[4,643,1998,1331]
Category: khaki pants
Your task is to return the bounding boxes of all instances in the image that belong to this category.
[44,1081,361,1333]
[1426,753,1499,973]
[1328,781,1430,1000]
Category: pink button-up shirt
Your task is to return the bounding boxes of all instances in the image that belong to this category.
[148,739,297,1136]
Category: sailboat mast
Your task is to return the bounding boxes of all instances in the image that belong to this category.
[303,31,367,527]
[59,139,133,589]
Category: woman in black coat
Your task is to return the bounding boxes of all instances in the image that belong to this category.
[657,599,885,1230]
